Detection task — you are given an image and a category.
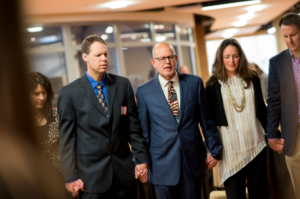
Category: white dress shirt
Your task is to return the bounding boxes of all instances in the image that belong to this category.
[158,72,181,110]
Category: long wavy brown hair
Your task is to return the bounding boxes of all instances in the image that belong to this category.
[207,38,254,88]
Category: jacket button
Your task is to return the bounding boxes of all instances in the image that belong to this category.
[178,148,181,152]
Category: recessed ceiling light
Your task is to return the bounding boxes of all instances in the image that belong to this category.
[154,25,159,29]
[27,27,43,33]
[31,37,36,42]
[202,0,261,11]
[101,34,108,40]
[222,29,238,38]
[103,1,132,9]
[233,20,247,27]
[105,26,113,34]
[239,14,254,21]
[247,4,265,14]
[267,27,276,34]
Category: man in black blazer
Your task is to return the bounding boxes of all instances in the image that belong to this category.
[57,35,150,199]
[268,13,300,198]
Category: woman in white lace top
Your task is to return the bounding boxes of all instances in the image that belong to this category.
[205,38,267,199]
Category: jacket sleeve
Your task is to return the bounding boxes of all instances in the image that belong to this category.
[205,84,216,123]
[126,80,150,164]
[57,88,79,181]
[267,59,282,139]
[198,78,223,160]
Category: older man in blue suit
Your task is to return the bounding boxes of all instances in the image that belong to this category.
[135,42,222,199]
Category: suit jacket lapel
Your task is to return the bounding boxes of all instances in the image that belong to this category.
[80,74,107,117]
[106,74,117,119]
[178,72,187,125]
[152,75,177,125]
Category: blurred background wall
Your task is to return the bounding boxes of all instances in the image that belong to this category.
[21,0,300,107]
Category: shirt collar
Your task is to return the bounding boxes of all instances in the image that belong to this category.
[158,71,179,87]
[85,71,106,89]
[289,49,299,60]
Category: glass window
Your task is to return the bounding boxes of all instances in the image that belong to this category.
[25,26,63,48]
[30,52,67,108]
[177,25,192,41]
[119,23,151,42]
[154,22,175,42]
[180,46,193,75]
[74,48,118,76]
[71,25,115,45]
[172,46,180,71]
[123,47,154,93]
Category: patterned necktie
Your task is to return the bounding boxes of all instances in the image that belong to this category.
[167,81,179,123]
[96,84,108,118]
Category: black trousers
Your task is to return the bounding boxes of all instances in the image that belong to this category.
[79,171,137,199]
[224,148,267,199]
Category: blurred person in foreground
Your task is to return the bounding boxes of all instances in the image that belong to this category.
[179,65,190,74]
[0,0,62,198]
[206,38,267,199]
[136,42,222,199]
[26,72,70,199]
[268,13,300,199]
[58,35,150,198]
[250,63,268,100]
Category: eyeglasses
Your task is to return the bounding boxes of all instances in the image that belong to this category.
[153,55,177,63]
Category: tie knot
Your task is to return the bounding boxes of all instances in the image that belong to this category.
[96,84,103,90]
[168,81,173,87]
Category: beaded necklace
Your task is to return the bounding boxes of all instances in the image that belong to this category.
[223,78,246,112]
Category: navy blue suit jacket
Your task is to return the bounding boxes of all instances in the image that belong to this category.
[267,49,298,156]
[136,72,222,186]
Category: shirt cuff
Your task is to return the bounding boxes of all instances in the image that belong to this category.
[66,178,78,183]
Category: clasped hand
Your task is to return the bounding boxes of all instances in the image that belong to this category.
[206,153,218,170]
[65,179,84,197]
[135,163,149,183]
[268,138,285,154]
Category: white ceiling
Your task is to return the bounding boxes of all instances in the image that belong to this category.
[22,0,299,39]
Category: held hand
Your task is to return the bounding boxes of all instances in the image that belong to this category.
[135,163,148,183]
[65,179,84,197]
[268,138,285,154]
[206,153,218,170]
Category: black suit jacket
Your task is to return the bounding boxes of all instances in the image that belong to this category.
[267,49,298,156]
[205,74,267,132]
[57,73,150,193]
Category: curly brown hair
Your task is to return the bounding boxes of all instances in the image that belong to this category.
[207,38,253,88]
